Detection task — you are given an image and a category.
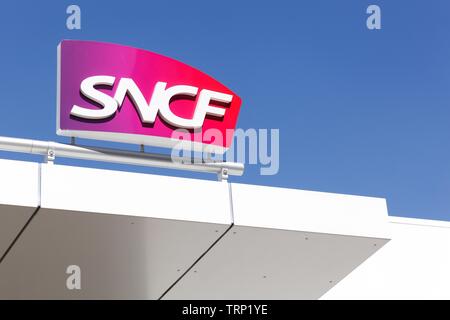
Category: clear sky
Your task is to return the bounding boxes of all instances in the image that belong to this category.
[0,1,449,221]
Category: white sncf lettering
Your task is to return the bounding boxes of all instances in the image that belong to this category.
[70,76,233,129]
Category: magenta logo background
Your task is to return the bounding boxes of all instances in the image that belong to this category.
[57,40,242,151]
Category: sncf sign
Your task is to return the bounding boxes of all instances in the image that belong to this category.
[72,77,232,129]
[57,40,242,152]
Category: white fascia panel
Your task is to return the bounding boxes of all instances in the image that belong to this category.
[0,159,40,208]
[230,183,390,239]
[40,163,231,225]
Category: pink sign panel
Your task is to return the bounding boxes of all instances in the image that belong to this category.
[57,40,242,153]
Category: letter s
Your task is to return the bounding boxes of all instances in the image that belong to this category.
[71,76,118,120]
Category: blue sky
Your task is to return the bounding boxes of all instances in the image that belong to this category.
[0,1,449,221]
